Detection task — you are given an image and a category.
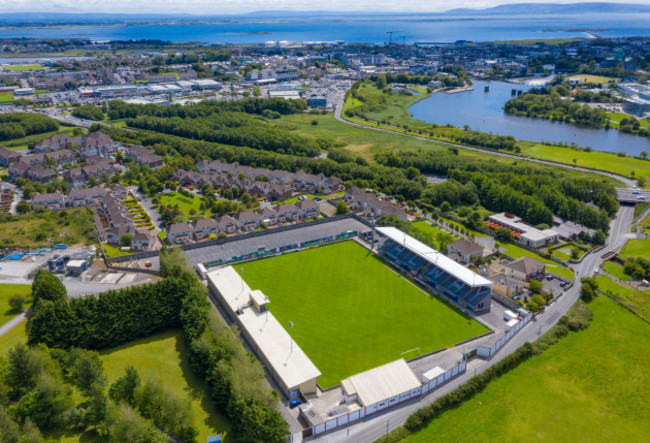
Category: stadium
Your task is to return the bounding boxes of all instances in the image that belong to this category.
[204,218,493,405]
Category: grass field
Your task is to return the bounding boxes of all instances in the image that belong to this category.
[608,112,650,129]
[99,329,230,440]
[411,220,458,241]
[567,74,618,84]
[404,296,650,442]
[240,241,489,388]
[0,91,13,102]
[620,238,650,260]
[519,142,650,180]
[5,64,42,71]
[0,284,31,327]
[0,209,95,248]
[602,261,632,281]
[158,192,213,217]
[101,243,132,258]
[596,275,650,319]
[0,320,27,356]
[0,127,81,149]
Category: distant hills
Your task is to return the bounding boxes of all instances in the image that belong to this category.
[445,2,650,15]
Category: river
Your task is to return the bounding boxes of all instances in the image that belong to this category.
[409,80,650,155]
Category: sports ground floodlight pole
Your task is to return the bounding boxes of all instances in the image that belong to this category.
[290,321,294,353]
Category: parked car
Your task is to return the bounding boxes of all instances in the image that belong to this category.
[289,399,301,409]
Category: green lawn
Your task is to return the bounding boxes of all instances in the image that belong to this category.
[0,284,31,326]
[411,220,458,241]
[159,192,207,216]
[99,329,230,441]
[519,142,650,180]
[240,241,489,388]
[567,74,618,84]
[5,64,42,71]
[404,295,650,442]
[101,243,132,258]
[602,260,632,281]
[0,91,13,102]
[620,238,650,260]
[0,320,27,356]
[596,275,650,319]
[608,112,650,129]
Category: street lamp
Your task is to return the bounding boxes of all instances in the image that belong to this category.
[289,321,294,353]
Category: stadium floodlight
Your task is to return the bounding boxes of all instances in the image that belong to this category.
[289,321,294,352]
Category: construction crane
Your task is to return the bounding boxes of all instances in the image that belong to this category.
[386,31,403,46]
[400,35,412,46]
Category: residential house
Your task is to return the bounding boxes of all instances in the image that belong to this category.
[123,145,164,169]
[259,207,278,225]
[502,256,546,282]
[235,211,261,231]
[216,215,237,234]
[35,134,72,152]
[77,132,115,159]
[275,203,299,223]
[107,224,136,246]
[31,191,65,211]
[132,230,155,251]
[67,186,108,208]
[45,149,75,166]
[167,222,194,245]
[8,163,29,180]
[110,184,128,199]
[448,239,484,265]
[26,166,56,183]
[0,146,21,166]
[296,198,320,220]
[344,186,408,221]
[19,153,46,167]
[193,218,219,240]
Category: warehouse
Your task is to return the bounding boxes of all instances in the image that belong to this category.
[207,266,321,398]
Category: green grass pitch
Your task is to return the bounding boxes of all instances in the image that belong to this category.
[240,241,490,388]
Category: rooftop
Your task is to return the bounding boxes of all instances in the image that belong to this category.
[341,359,420,407]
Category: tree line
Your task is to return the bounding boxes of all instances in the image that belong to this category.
[24,254,289,442]
[0,113,59,142]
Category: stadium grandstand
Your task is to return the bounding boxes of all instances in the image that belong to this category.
[376,227,492,314]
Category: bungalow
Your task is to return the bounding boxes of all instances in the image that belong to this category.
[235,211,261,231]
[296,198,320,220]
[31,191,65,211]
[275,203,299,223]
[216,215,237,234]
[35,134,72,152]
[167,222,194,245]
[0,146,21,166]
[193,218,219,240]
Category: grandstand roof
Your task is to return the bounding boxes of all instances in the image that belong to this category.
[377,226,491,288]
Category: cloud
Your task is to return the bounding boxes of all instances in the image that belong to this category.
[2,0,649,14]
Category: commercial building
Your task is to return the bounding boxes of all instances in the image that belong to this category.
[487,213,559,248]
[377,226,492,314]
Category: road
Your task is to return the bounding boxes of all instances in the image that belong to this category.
[128,186,162,236]
[320,96,638,443]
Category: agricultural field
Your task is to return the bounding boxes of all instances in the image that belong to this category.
[0,284,31,327]
[240,241,489,388]
[596,275,650,319]
[404,296,650,442]
[620,238,650,260]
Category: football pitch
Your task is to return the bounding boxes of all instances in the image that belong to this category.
[240,241,490,388]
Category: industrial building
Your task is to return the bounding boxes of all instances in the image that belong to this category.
[377,226,492,314]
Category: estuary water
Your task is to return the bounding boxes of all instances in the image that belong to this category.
[409,80,650,155]
[2,13,650,44]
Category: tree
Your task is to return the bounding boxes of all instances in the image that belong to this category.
[253,86,261,97]
[0,405,21,443]
[440,201,452,213]
[31,269,67,309]
[495,228,514,243]
[640,150,649,160]
[528,279,543,293]
[591,230,606,245]
[16,200,31,214]
[104,403,167,443]
[70,349,107,396]
[13,371,73,431]
[570,247,581,260]
[580,277,598,302]
[109,366,141,407]
[335,200,349,215]
[8,295,26,312]
[119,233,133,247]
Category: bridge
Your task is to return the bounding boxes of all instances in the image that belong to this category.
[617,188,650,204]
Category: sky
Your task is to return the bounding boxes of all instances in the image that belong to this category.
[1,0,650,14]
